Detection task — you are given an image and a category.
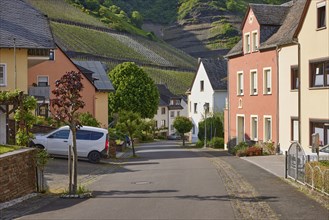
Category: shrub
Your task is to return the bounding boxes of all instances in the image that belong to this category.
[210,137,224,149]
[195,140,204,148]
[78,112,100,127]
[262,141,275,155]
[230,141,248,156]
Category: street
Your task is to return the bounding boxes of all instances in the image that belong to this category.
[14,141,329,219]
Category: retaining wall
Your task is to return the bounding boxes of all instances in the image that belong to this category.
[0,149,37,203]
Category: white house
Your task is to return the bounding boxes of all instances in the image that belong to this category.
[153,84,188,137]
[187,58,227,143]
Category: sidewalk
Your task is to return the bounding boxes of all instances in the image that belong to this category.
[241,154,285,178]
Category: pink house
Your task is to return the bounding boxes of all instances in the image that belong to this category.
[225,3,294,148]
[28,47,114,127]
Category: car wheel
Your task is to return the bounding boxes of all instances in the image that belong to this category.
[88,151,101,163]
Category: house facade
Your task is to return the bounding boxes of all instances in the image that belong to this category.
[295,0,329,150]
[28,48,114,128]
[225,3,293,148]
[188,58,227,143]
[0,0,55,144]
[154,84,187,136]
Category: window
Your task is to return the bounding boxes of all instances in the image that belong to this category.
[252,31,258,51]
[263,68,272,94]
[161,107,166,114]
[264,116,272,142]
[244,33,250,53]
[170,124,174,131]
[0,64,6,86]
[194,103,197,113]
[170,111,175,118]
[49,49,55,61]
[200,80,204,91]
[291,66,299,90]
[161,120,166,128]
[310,60,329,87]
[76,130,92,140]
[237,72,244,95]
[177,111,180,117]
[291,118,299,141]
[250,116,258,141]
[317,2,326,29]
[38,76,49,87]
[310,120,329,146]
[250,70,257,95]
[48,130,69,139]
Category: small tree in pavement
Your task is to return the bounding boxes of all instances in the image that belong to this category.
[51,71,85,194]
[116,110,141,157]
[173,116,193,146]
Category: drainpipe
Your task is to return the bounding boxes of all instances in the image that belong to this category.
[13,38,17,89]
[276,45,281,153]
[292,39,301,145]
[225,57,230,150]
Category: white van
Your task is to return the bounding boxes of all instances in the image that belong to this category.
[30,126,109,163]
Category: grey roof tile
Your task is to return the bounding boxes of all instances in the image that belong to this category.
[250,4,290,25]
[0,0,54,48]
[200,58,227,91]
[74,61,115,92]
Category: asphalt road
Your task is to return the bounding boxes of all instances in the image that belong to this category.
[18,141,236,219]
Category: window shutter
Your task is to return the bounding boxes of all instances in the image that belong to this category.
[253,73,257,90]
[266,70,271,91]
[241,74,244,92]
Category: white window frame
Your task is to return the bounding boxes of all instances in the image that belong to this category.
[37,75,49,87]
[237,71,244,96]
[317,1,326,29]
[170,111,175,118]
[263,68,272,95]
[236,114,245,144]
[49,49,55,61]
[252,31,258,52]
[250,69,258,95]
[263,115,272,142]
[0,63,7,86]
[250,115,258,141]
[244,33,251,53]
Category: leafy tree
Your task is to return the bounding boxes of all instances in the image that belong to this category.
[131,11,143,28]
[108,62,159,119]
[173,116,193,146]
[78,112,100,127]
[84,0,100,11]
[51,71,85,194]
[116,110,141,157]
[198,112,224,141]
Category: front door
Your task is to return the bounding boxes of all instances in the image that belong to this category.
[237,116,245,144]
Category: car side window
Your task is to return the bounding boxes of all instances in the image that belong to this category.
[48,130,70,139]
[321,147,329,153]
[91,131,104,140]
[76,130,92,140]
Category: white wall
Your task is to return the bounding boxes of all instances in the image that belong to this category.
[188,62,227,142]
[154,106,169,134]
[278,45,298,152]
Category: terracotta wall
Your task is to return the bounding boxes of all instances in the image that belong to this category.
[0,149,37,203]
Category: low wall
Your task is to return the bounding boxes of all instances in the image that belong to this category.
[0,148,37,203]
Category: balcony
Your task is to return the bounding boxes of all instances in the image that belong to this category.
[27,49,51,68]
[28,86,50,100]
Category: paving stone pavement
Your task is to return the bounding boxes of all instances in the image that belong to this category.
[200,151,278,220]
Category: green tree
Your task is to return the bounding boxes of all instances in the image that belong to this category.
[131,11,143,28]
[173,116,193,146]
[84,0,100,11]
[51,71,85,194]
[116,110,141,157]
[198,112,224,141]
[78,112,100,127]
[108,62,159,119]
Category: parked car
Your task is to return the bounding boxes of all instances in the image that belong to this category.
[167,133,181,140]
[30,126,109,163]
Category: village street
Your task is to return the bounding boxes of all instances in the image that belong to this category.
[5,141,326,220]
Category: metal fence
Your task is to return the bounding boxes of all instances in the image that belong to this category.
[285,142,329,196]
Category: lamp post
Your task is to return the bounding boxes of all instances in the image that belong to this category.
[203,103,209,148]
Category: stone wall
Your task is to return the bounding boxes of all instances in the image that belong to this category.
[0,149,37,203]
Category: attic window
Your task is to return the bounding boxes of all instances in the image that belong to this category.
[200,80,204,91]
[244,33,251,53]
[317,2,326,29]
[252,31,258,51]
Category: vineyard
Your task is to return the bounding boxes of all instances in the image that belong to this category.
[26,0,106,27]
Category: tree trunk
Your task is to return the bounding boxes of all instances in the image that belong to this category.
[131,136,136,157]
[72,128,78,194]
[182,133,185,146]
[68,144,73,194]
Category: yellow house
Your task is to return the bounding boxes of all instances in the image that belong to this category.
[0,0,55,144]
[295,0,329,150]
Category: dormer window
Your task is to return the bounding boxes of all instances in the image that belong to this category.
[244,33,251,53]
[317,1,326,29]
[252,31,258,51]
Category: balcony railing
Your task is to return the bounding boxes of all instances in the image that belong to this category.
[28,86,50,99]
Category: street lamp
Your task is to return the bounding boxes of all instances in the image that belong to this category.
[203,103,209,148]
